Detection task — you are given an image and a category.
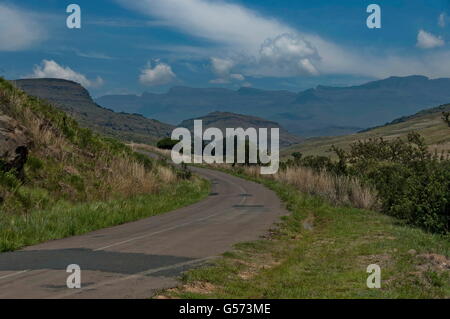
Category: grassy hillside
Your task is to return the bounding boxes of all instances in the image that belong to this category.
[0,78,209,251]
[283,103,450,158]
[13,78,174,145]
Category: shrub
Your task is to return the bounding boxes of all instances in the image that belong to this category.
[157,137,179,150]
[327,132,450,233]
[442,111,450,127]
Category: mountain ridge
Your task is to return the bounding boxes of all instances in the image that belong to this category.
[13,78,174,145]
[96,75,450,137]
[179,111,303,147]
[283,101,450,158]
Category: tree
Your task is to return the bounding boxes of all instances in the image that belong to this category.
[157,137,179,150]
[442,111,450,127]
[291,152,303,161]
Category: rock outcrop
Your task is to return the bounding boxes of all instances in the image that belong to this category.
[0,114,30,177]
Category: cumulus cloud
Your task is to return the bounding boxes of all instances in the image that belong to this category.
[0,4,45,51]
[116,0,371,78]
[259,33,320,76]
[139,61,176,86]
[211,57,234,77]
[29,60,104,88]
[209,57,244,83]
[416,29,445,49]
[119,0,450,79]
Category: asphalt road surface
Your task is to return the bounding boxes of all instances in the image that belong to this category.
[0,167,287,299]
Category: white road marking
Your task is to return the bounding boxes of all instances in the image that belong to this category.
[0,270,29,280]
[50,256,215,299]
[94,174,248,251]
[94,207,230,251]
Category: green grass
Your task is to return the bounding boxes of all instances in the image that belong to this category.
[167,173,450,299]
[0,178,210,252]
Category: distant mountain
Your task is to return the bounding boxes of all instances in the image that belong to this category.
[13,79,174,144]
[179,111,303,148]
[96,75,450,137]
[283,102,450,158]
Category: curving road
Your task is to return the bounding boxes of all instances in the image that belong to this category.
[0,167,287,299]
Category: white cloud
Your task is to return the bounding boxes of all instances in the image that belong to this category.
[119,0,450,79]
[211,57,234,77]
[28,60,104,88]
[230,73,245,81]
[117,0,291,52]
[416,29,445,49]
[439,13,446,28]
[117,0,375,78]
[0,4,45,51]
[210,57,244,83]
[259,33,319,76]
[139,61,176,86]
[75,51,114,60]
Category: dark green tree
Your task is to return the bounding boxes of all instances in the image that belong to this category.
[442,111,450,127]
[156,137,179,150]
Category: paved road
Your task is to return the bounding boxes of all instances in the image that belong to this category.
[0,167,287,299]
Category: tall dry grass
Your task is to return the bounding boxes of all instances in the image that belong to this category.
[97,155,160,199]
[129,143,172,158]
[272,167,379,209]
[222,164,379,210]
[6,92,179,203]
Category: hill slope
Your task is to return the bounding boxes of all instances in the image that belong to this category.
[96,75,450,137]
[179,111,303,148]
[13,78,174,145]
[0,77,208,251]
[283,103,450,158]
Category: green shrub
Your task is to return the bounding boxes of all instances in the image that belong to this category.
[327,133,450,233]
[25,156,43,172]
[157,137,179,150]
[286,132,449,233]
[442,111,450,127]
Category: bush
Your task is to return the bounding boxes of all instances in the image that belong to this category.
[157,138,179,150]
[285,132,449,233]
[284,154,333,172]
[442,111,450,127]
[325,132,450,233]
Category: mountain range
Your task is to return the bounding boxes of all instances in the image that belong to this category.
[12,79,301,147]
[13,79,174,145]
[96,75,450,137]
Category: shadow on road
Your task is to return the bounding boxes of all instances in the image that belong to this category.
[0,248,196,275]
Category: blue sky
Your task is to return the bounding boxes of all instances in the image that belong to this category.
[1,0,450,97]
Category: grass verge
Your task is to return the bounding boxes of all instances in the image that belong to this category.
[162,171,449,299]
[0,178,210,252]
